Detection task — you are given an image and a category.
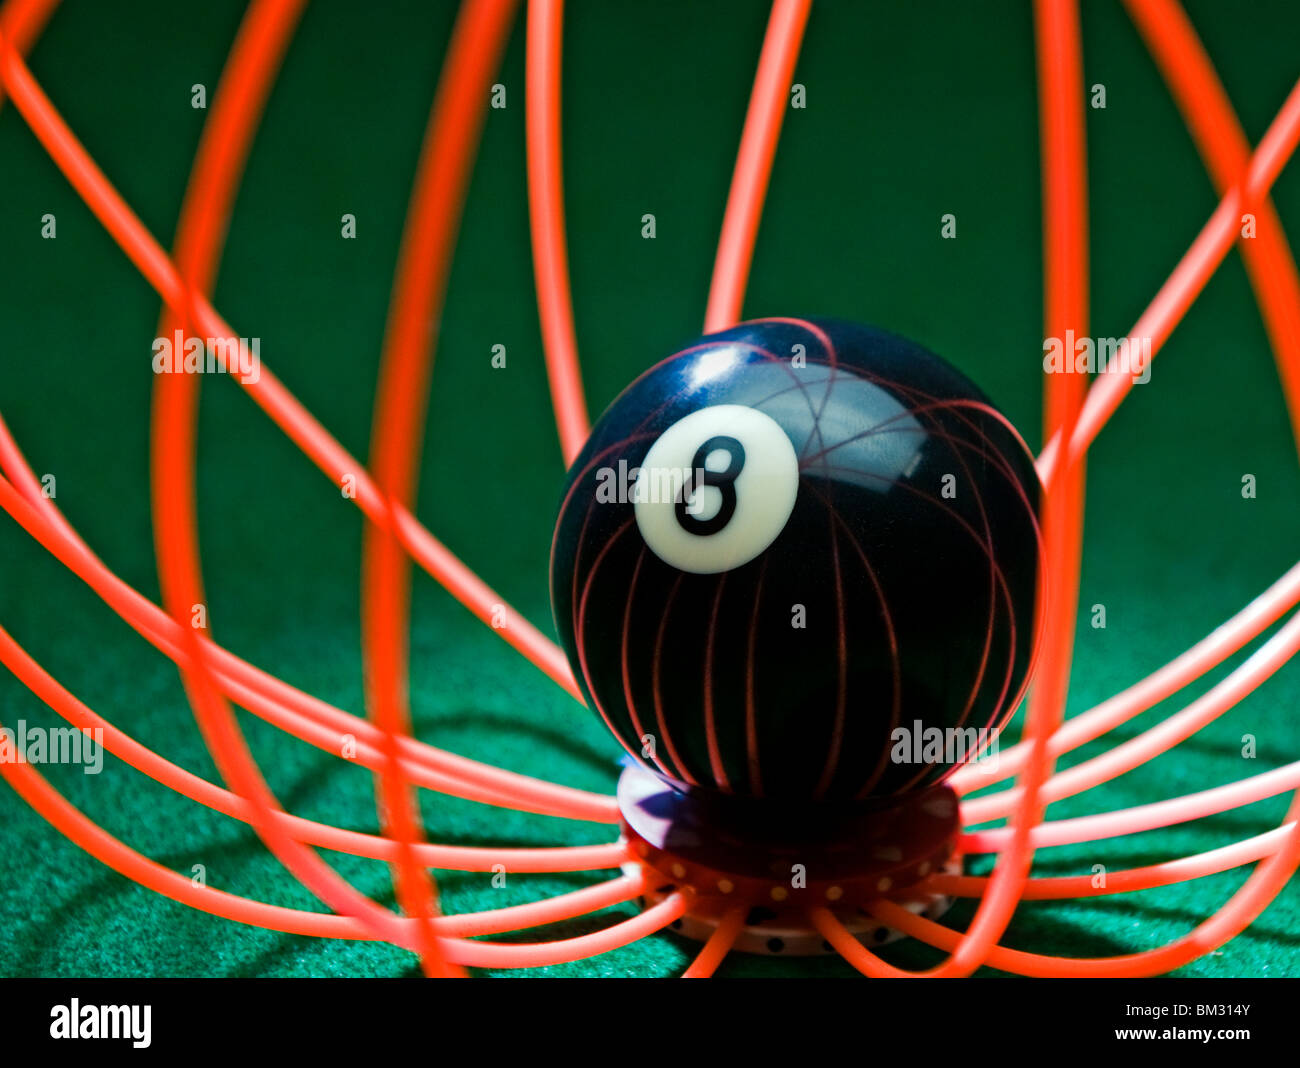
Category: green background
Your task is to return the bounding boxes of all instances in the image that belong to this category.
[1,0,1298,977]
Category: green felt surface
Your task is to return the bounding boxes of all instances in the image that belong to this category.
[1,0,1299,977]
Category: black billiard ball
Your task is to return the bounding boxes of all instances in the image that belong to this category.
[550,318,1041,805]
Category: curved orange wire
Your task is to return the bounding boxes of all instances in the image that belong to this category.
[526,0,590,465]
[932,823,1297,899]
[0,0,53,113]
[682,907,747,978]
[360,0,518,978]
[894,0,1089,978]
[703,0,812,332]
[1124,0,1300,467]
[964,760,1300,853]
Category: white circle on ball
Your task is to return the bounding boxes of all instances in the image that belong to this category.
[633,404,799,574]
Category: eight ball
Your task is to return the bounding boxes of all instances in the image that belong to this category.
[550,318,1041,806]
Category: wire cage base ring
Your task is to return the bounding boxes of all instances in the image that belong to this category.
[630,859,960,957]
[617,762,962,955]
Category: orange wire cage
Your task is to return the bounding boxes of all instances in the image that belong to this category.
[0,0,1299,978]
